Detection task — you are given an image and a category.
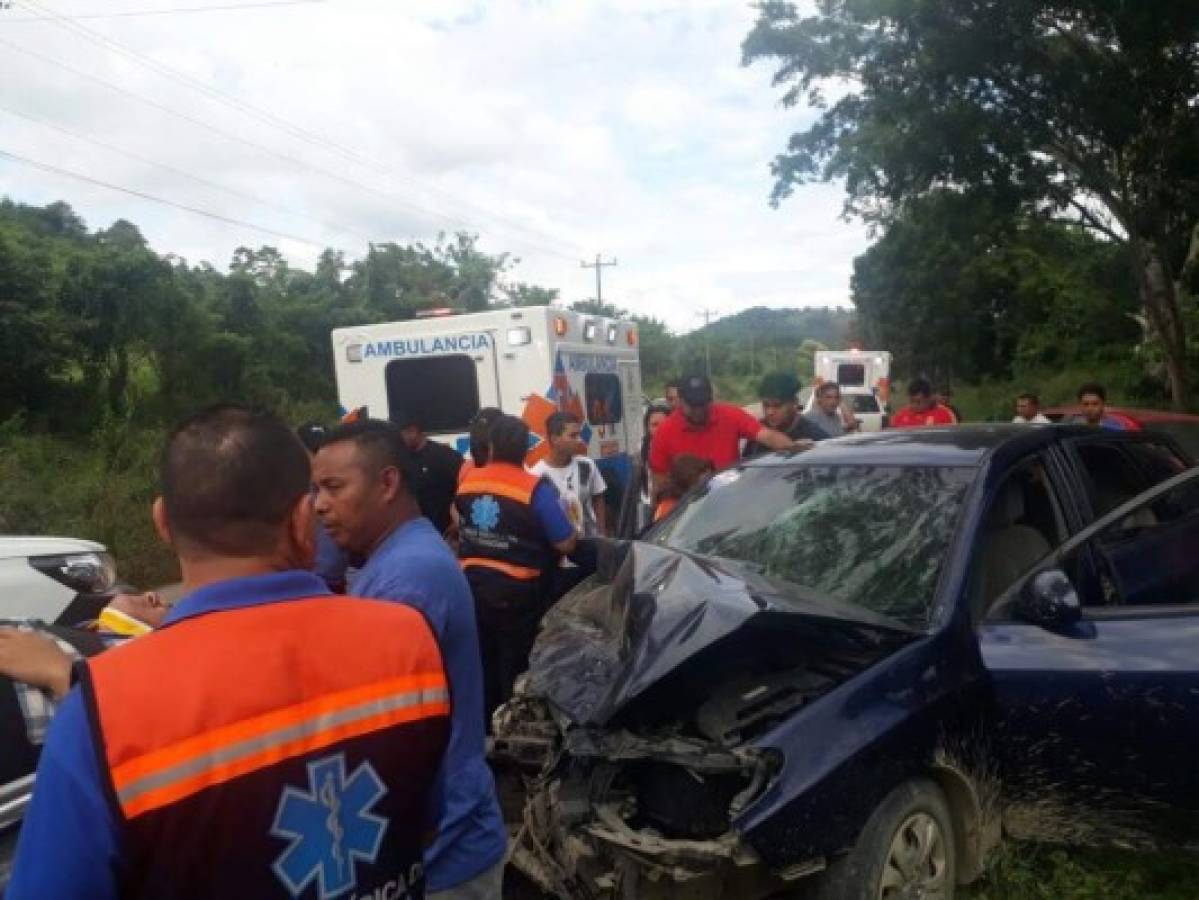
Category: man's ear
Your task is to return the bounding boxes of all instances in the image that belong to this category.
[379,465,403,504]
[286,493,317,570]
[152,497,173,547]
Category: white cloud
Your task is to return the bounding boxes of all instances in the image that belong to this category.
[0,0,870,331]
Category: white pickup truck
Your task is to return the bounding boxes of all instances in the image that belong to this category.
[0,535,117,623]
[0,533,118,887]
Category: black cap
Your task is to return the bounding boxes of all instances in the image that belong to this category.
[758,372,801,402]
[679,373,714,406]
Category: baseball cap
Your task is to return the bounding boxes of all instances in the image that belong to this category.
[678,374,714,406]
[758,372,801,402]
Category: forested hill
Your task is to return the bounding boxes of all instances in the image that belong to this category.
[694,306,853,349]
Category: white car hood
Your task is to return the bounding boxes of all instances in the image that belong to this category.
[0,536,106,560]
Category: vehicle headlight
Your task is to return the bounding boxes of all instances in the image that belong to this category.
[29,552,117,595]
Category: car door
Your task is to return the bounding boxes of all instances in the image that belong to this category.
[978,468,1199,845]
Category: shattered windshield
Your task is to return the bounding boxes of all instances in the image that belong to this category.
[652,464,976,629]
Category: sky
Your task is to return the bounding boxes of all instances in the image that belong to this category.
[0,0,871,332]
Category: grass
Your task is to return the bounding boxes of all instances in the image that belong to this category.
[966,843,1199,899]
[0,423,177,589]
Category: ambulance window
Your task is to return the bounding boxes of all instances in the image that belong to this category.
[385,356,479,434]
[837,363,866,386]
[584,373,623,425]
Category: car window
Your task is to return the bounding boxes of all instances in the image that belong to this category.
[385,355,479,434]
[848,394,880,414]
[653,464,975,629]
[1072,442,1149,517]
[973,458,1067,619]
[1081,470,1199,608]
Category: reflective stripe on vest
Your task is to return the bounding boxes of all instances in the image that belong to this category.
[455,462,556,577]
[86,596,450,822]
[459,557,541,581]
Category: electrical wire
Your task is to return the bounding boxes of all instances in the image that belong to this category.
[0,101,373,243]
[0,146,331,248]
[0,1,326,22]
[14,0,583,261]
[0,35,518,249]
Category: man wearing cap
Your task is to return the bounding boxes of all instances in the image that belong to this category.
[8,405,451,899]
[649,373,799,488]
[744,372,828,457]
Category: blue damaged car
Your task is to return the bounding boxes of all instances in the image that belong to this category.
[491,425,1199,900]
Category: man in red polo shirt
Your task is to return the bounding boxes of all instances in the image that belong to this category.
[649,374,798,491]
[890,377,958,428]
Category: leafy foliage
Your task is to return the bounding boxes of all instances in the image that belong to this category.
[744,0,1199,404]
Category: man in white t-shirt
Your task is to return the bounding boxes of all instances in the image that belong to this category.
[1013,392,1051,424]
[532,411,608,539]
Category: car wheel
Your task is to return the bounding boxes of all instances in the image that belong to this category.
[811,778,956,900]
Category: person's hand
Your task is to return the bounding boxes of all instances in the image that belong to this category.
[0,628,73,699]
[108,591,168,629]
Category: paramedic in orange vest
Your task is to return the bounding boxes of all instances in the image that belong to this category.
[7,405,452,900]
[455,414,576,722]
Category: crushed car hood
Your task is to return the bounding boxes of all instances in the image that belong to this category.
[526,541,917,729]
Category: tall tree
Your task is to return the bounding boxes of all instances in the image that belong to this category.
[744,0,1199,405]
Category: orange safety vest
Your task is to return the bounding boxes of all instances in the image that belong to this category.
[455,462,557,581]
[82,594,451,899]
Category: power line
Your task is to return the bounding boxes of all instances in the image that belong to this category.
[0,0,325,22]
[0,35,575,258]
[0,147,330,248]
[0,102,372,243]
[15,0,583,261]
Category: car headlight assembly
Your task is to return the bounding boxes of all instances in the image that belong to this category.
[29,552,117,595]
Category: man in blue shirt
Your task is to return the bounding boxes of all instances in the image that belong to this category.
[313,419,506,899]
[8,405,450,899]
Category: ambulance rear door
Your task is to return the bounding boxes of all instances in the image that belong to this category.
[339,324,499,448]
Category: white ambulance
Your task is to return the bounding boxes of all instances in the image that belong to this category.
[331,306,644,487]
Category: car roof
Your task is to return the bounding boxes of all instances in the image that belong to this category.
[1045,405,1199,424]
[745,423,1105,468]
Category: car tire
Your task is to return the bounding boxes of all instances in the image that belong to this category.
[809,777,956,900]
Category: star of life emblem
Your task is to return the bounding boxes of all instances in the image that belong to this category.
[271,753,389,899]
[470,495,502,532]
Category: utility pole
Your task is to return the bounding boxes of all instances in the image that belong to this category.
[580,254,617,307]
[696,307,719,377]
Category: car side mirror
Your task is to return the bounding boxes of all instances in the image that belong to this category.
[1014,568,1082,629]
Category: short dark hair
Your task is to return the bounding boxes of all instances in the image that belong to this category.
[468,407,502,467]
[295,421,327,454]
[489,415,531,466]
[1017,392,1040,405]
[816,381,841,398]
[663,453,715,499]
[546,410,581,438]
[161,405,311,557]
[319,418,421,491]
[665,378,681,392]
[758,372,801,403]
[908,377,933,397]
[643,403,671,429]
[1077,382,1106,402]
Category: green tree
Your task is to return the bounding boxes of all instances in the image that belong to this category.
[850,190,1138,382]
[744,0,1199,405]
